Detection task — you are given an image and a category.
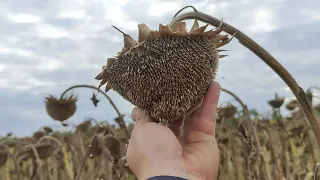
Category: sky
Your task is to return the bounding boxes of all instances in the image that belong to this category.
[0,0,319,137]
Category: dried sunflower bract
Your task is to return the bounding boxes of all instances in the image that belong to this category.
[96,20,233,121]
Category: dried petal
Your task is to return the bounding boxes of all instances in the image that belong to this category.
[95,71,104,80]
[190,24,209,35]
[214,34,229,43]
[172,22,186,32]
[107,58,116,68]
[138,23,151,42]
[219,55,228,59]
[111,25,138,49]
[105,83,112,92]
[149,30,161,40]
[215,33,236,48]
[190,20,199,32]
[159,24,175,36]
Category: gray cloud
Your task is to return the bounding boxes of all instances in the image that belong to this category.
[0,0,319,136]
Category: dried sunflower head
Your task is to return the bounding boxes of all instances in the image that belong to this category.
[268,93,284,109]
[218,104,237,119]
[43,127,53,134]
[35,143,56,159]
[33,131,46,141]
[286,99,299,111]
[76,120,91,133]
[45,94,77,122]
[104,135,121,162]
[96,20,233,121]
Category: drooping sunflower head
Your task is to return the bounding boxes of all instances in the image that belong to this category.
[45,94,77,122]
[268,93,285,109]
[95,20,233,121]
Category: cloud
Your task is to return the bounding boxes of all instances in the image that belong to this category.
[0,0,319,136]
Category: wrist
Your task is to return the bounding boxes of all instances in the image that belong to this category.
[137,159,188,180]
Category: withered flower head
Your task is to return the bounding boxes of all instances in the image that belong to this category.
[268,93,284,109]
[95,20,233,121]
[33,131,46,141]
[76,120,91,133]
[218,104,237,119]
[36,144,55,159]
[87,135,102,158]
[43,127,53,134]
[45,94,77,122]
[104,135,121,162]
[286,99,299,111]
[95,124,114,135]
[0,151,8,168]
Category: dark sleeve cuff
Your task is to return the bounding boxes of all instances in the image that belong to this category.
[146,176,188,180]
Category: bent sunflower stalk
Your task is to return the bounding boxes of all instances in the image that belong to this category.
[169,6,320,150]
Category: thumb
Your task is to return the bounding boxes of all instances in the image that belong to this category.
[131,107,152,126]
[198,81,221,136]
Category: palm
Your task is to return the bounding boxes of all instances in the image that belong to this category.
[178,109,219,179]
[168,82,220,179]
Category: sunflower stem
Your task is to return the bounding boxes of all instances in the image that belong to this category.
[169,10,320,150]
[221,87,263,178]
[0,143,21,180]
[60,85,130,139]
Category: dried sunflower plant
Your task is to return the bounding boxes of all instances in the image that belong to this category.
[2,5,320,180]
[95,5,320,150]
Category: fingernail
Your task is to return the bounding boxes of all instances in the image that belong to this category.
[212,81,221,98]
[131,107,138,120]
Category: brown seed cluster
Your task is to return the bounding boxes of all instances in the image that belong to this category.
[96,20,233,121]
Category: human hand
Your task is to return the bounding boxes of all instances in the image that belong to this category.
[126,81,221,180]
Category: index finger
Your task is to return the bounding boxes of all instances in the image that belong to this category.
[198,81,221,136]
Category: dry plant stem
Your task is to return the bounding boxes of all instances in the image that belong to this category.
[75,134,99,180]
[230,135,241,180]
[60,85,130,139]
[75,131,86,160]
[220,88,262,155]
[97,135,113,180]
[314,163,320,180]
[0,143,21,180]
[277,108,290,178]
[265,132,284,180]
[25,144,43,180]
[169,11,320,150]
[220,87,260,180]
